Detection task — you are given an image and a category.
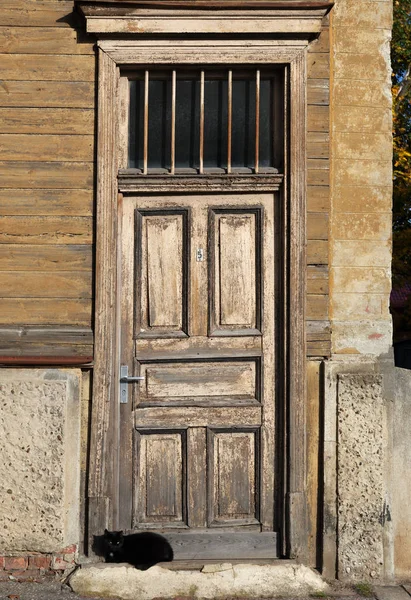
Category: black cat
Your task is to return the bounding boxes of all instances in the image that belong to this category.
[101,529,173,570]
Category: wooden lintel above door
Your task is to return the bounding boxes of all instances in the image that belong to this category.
[76,0,332,35]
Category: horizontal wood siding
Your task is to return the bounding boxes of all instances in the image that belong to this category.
[306,19,330,357]
[0,3,330,359]
[0,0,95,358]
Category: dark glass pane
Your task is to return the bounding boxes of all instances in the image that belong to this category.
[204,79,228,169]
[129,80,144,169]
[148,78,172,169]
[175,79,200,169]
[259,78,274,168]
[231,79,256,169]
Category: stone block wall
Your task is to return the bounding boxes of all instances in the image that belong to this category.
[0,369,82,558]
[330,0,393,356]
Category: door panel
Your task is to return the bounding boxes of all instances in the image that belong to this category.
[119,193,277,558]
[209,428,259,526]
[209,208,262,335]
[135,429,186,527]
[136,209,189,337]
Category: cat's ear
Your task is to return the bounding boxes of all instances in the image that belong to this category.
[104,529,109,534]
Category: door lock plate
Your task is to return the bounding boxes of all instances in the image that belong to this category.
[120,365,144,404]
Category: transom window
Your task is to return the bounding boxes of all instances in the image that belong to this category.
[128,67,284,175]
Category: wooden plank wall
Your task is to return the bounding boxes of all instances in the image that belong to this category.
[0,4,330,360]
[0,1,95,360]
[306,18,331,357]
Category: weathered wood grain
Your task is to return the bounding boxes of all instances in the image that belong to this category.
[0,189,93,216]
[0,325,94,360]
[307,185,330,212]
[307,27,329,54]
[307,340,331,357]
[187,428,207,528]
[209,429,257,525]
[139,360,257,403]
[306,320,330,340]
[0,298,92,326]
[0,271,92,298]
[0,27,94,55]
[307,265,329,294]
[0,162,93,188]
[216,213,257,329]
[0,3,76,28]
[0,325,93,344]
[162,531,277,560]
[0,81,94,108]
[142,213,184,331]
[0,108,94,135]
[0,244,92,271]
[135,431,184,526]
[0,344,93,360]
[307,52,329,79]
[0,55,95,81]
[306,360,321,565]
[307,240,328,265]
[307,105,329,132]
[307,165,330,186]
[0,134,94,162]
[0,216,92,244]
[307,212,328,240]
[307,131,329,159]
[137,335,262,358]
[306,294,329,320]
[134,406,261,428]
[307,79,329,105]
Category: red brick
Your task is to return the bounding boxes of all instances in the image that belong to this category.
[60,544,77,554]
[29,555,51,570]
[51,556,69,571]
[5,557,27,571]
[0,556,5,569]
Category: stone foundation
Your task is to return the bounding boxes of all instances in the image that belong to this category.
[0,369,82,555]
[337,373,385,581]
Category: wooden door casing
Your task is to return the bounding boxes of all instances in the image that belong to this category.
[119,193,278,559]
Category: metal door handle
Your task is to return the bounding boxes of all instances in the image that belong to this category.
[120,365,144,404]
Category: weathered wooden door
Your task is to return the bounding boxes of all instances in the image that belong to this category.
[119,191,279,559]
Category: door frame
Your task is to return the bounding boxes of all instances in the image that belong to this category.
[88,38,308,561]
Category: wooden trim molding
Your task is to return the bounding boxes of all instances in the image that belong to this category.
[0,326,93,365]
[77,2,331,35]
[78,0,333,7]
[287,48,308,560]
[88,48,119,534]
[118,173,284,193]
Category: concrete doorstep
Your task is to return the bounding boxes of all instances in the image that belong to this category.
[69,562,329,599]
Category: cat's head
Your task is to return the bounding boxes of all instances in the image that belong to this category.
[103,529,124,549]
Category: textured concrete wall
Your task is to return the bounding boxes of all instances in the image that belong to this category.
[330,0,393,356]
[0,369,81,553]
[337,373,385,581]
[384,367,411,580]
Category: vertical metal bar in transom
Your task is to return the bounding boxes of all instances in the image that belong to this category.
[171,70,176,174]
[255,69,260,174]
[199,70,205,174]
[143,69,149,175]
[227,70,232,174]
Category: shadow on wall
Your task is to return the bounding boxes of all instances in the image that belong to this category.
[393,340,411,369]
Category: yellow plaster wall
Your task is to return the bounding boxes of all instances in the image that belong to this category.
[330,0,393,356]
